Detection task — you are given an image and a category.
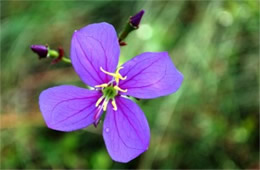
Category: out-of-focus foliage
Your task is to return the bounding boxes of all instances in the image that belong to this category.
[0,1,259,169]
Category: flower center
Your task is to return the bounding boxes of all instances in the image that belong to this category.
[94,67,128,112]
[102,86,117,99]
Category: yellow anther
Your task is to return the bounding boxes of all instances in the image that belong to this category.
[100,67,127,84]
[95,96,105,107]
[111,98,117,111]
[114,86,128,93]
[103,99,109,111]
[95,83,108,88]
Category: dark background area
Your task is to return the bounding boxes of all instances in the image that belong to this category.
[0,0,259,169]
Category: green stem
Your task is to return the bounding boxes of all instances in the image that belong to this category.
[118,22,137,42]
[48,49,71,64]
[61,57,71,63]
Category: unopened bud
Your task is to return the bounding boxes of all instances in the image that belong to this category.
[130,10,145,28]
[31,45,48,59]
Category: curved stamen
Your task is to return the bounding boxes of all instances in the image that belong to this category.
[95,83,108,88]
[114,86,128,93]
[100,67,127,84]
[111,98,117,111]
[100,67,116,77]
[95,96,105,107]
[103,98,109,111]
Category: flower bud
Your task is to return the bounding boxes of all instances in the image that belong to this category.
[130,10,145,28]
[31,45,48,59]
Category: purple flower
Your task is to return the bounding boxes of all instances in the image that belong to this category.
[130,10,145,27]
[31,45,48,59]
[39,22,183,163]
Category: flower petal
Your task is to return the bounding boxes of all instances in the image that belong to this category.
[70,22,120,87]
[39,85,101,132]
[120,52,183,99]
[103,97,150,163]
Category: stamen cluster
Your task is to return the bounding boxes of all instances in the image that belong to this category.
[95,67,128,111]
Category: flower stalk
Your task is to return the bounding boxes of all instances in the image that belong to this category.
[31,45,71,64]
[118,10,145,45]
[118,23,136,43]
[49,47,71,64]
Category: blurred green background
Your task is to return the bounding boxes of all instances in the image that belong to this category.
[0,0,259,169]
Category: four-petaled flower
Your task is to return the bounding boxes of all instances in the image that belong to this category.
[39,22,183,163]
